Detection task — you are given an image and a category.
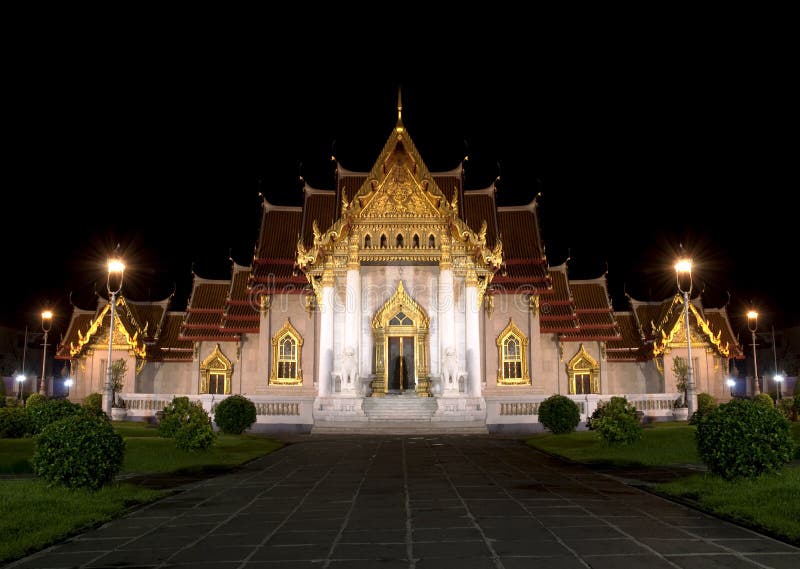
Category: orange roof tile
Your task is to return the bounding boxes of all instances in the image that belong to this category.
[155,312,194,361]
[606,312,646,361]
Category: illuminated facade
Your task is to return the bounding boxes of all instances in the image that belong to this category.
[56,100,743,431]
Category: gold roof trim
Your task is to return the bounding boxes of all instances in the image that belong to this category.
[70,297,147,359]
[652,295,729,358]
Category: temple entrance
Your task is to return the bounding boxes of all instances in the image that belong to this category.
[388,337,415,392]
[370,281,431,397]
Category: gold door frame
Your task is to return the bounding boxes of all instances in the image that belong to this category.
[371,281,431,397]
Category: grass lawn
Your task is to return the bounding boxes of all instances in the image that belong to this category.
[0,480,161,562]
[657,467,800,544]
[0,421,283,564]
[528,421,800,545]
[527,422,701,466]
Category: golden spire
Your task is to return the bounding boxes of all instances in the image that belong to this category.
[396,86,404,131]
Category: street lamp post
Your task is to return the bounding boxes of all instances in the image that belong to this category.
[40,311,53,395]
[774,374,783,401]
[15,374,26,401]
[747,310,760,396]
[675,259,697,416]
[104,258,125,416]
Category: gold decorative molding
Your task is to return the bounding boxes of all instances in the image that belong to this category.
[371,281,431,397]
[529,294,539,315]
[259,294,271,316]
[653,295,729,358]
[566,344,600,394]
[200,344,233,394]
[270,319,303,385]
[485,295,495,319]
[496,318,530,385]
[70,299,146,359]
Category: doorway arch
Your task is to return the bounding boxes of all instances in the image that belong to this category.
[371,281,431,397]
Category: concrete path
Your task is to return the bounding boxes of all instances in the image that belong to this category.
[7,436,799,568]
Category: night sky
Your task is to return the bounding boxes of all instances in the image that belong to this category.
[4,33,795,345]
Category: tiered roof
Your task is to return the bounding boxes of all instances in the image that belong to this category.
[628,294,744,359]
[179,277,238,342]
[492,199,551,290]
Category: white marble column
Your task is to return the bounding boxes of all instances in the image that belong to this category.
[318,279,335,396]
[466,282,481,395]
[439,267,458,395]
[341,267,360,394]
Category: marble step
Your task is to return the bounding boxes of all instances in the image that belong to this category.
[311,420,488,435]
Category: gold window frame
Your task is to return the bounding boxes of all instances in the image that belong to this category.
[271,319,303,385]
[496,318,530,385]
[567,343,600,394]
[200,343,233,394]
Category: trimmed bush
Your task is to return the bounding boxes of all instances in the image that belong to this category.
[696,399,795,480]
[32,412,124,489]
[25,393,47,409]
[538,395,580,434]
[690,392,717,425]
[175,418,216,451]
[84,393,103,413]
[777,397,794,421]
[586,400,606,430]
[595,396,642,445]
[0,379,5,407]
[0,407,31,438]
[214,395,257,435]
[754,393,775,408]
[28,399,83,434]
[159,396,216,451]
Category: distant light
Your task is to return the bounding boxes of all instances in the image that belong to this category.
[15,374,25,383]
[774,374,784,383]
[108,259,125,274]
[64,378,74,388]
[41,310,53,320]
[747,310,758,320]
[675,259,692,274]
[726,378,735,387]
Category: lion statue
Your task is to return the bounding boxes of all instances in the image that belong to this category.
[341,347,358,385]
[443,347,458,385]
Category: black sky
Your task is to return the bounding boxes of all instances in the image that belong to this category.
[3,27,796,344]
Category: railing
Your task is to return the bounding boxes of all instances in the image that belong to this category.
[492,393,679,419]
[121,393,309,421]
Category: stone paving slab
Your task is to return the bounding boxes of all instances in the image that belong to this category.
[5,435,799,569]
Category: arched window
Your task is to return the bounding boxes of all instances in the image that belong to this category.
[364,235,371,248]
[412,234,420,248]
[428,234,436,248]
[567,344,600,394]
[396,234,404,248]
[200,344,233,394]
[380,234,387,248]
[496,319,530,385]
[271,320,304,385]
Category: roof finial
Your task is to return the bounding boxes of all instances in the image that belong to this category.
[396,86,404,131]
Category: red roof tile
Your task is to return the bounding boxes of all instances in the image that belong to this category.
[606,312,646,361]
[464,187,498,249]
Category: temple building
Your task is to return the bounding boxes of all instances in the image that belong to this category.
[56,99,743,432]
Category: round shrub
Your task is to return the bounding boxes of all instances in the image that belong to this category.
[538,395,580,434]
[696,399,795,480]
[159,396,216,451]
[84,393,103,413]
[776,397,794,421]
[32,412,124,489]
[0,407,31,438]
[28,399,82,434]
[214,395,257,434]
[25,393,47,409]
[175,418,216,451]
[754,393,775,408]
[586,400,607,430]
[595,396,642,445]
[690,393,717,425]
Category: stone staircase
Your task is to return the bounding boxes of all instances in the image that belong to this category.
[364,393,437,421]
[311,393,488,434]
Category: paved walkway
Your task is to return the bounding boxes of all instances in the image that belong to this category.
[7,436,799,568]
